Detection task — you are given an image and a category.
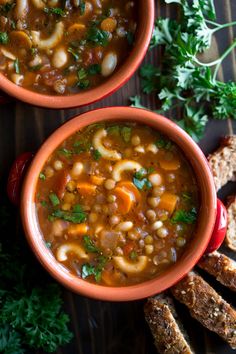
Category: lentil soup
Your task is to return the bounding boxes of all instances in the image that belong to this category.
[36,122,199,286]
[0,1,137,94]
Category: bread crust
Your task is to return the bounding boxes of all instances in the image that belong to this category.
[144,294,194,354]
[171,272,236,349]
[225,196,236,251]
[198,251,236,291]
[208,136,236,191]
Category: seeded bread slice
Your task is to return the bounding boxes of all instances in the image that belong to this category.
[198,251,236,292]
[171,272,236,349]
[144,294,194,354]
[225,196,236,251]
[208,136,236,191]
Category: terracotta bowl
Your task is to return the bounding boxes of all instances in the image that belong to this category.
[20,107,227,301]
[0,1,154,109]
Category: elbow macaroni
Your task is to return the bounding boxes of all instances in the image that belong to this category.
[93,128,121,161]
[56,243,88,262]
[31,22,64,50]
[113,256,148,274]
[112,160,142,181]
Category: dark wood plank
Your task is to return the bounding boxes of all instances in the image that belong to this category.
[0,1,236,354]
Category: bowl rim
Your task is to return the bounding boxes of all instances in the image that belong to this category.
[0,0,154,109]
[21,107,217,301]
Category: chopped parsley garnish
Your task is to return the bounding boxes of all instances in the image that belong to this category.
[87,26,109,46]
[39,172,46,180]
[50,204,86,223]
[40,200,48,207]
[45,241,52,248]
[182,192,192,201]
[120,126,131,143]
[133,168,152,190]
[81,255,107,282]
[29,64,42,71]
[133,177,152,191]
[77,68,87,80]
[134,168,147,180]
[171,208,197,224]
[67,47,79,61]
[77,80,90,89]
[155,138,172,150]
[58,148,73,158]
[79,1,85,15]
[130,250,138,260]
[83,235,100,253]
[147,166,155,174]
[14,58,20,74]
[92,149,102,161]
[88,64,101,75]
[49,193,60,207]
[44,7,66,16]
[0,32,9,44]
[77,68,89,88]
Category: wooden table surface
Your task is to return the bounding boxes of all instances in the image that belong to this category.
[1,1,236,353]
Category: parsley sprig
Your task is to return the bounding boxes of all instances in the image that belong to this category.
[131,0,236,141]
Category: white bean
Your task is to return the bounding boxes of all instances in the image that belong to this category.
[104,179,116,190]
[71,162,83,177]
[52,47,68,68]
[151,220,163,230]
[147,197,160,208]
[116,221,133,232]
[148,173,163,186]
[131,135,140,146]
[101,52,117,77]
[146,144,158,154]
[134,145,145,153]
[53,160,63,170]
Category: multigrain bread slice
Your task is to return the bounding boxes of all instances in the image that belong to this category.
[207,135,236,191]
[171,272,236,349]
[198,251,236,292]
[225,196,236,251]
[144,294,194,354]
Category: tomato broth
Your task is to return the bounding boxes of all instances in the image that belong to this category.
[36,122,199,286]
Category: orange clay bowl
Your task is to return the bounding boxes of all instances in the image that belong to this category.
[21,107,226,301]
[0,1,154,109]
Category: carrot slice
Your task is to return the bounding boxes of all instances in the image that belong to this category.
[158,192,178,214]
[117,181,141,202]
[113,186,134,214]
[90,175,105,186]
[159,159,180,171]
[77,182,97,196]
[101,270,114,286]
[67,223,88,236]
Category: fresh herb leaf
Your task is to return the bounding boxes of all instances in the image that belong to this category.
[77,80,90,89]
[171,207,197,224]
[14,58,20,74]
[93,149,102,160]
[58,148,73,158]
[88,63,101,75]
[182,192,192,201]
[49,193,60,207]
[41,200,48,207]
[147,166,155,174]
[133,177,152,191]
[130,250,138,260]
[68,47,79,61]
[134,168,147,180]
[29,64,42,71]
[121,126,132,142]
[39,172,46,180]
[45,241,52,248]
[155,137,172,149]
[50,204,86,223]
[83,235,100,253]
[79,0,85,15]
[0,32,8,44]
[131,0,236,142]
[0,2,15,12]
[77,68,87,80]
[81,255,107,282]
[44,7,66,16]
[87,26,109,46]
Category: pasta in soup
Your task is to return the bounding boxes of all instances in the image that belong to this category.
[0,1,137,94]
[36,122,200,286]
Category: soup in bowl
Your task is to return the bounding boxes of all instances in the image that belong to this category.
[0,0,154,107]
[21,107,226,300]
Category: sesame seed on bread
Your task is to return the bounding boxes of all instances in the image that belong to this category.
[144,294,194,354]
[171,272,236,349]
[198,251,236,291]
